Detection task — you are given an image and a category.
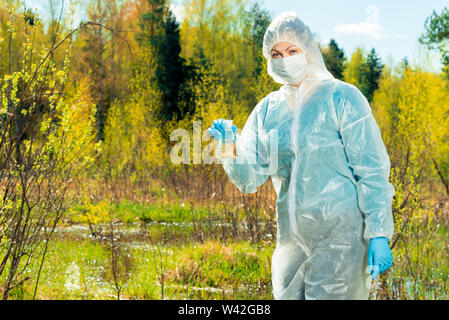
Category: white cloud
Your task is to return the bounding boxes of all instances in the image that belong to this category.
[333,5,389,39]
[334,22,389,39]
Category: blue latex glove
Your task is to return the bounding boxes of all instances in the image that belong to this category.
[207,119,237,143]
[368,237,393,280]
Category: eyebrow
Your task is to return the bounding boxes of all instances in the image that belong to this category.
[271,45,297,53]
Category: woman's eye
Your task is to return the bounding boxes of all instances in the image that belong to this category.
[289,50,297,54]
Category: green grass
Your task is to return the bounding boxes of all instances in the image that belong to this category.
[66,200,227,225]
[383,225,449,299]
[2,237,274,300]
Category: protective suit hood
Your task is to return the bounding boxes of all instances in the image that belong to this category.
[263,11,334,86]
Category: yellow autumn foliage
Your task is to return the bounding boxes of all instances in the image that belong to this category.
[373,67,449,176]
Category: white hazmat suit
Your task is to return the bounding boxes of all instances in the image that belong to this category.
[217,11,395,300]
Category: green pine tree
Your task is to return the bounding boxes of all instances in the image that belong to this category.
[322,39,346,80]
[137,0,194,123]
[362,48,384,102]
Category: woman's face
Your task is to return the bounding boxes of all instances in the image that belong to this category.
[271,41,303,59]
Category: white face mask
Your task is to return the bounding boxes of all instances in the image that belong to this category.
[268,52,308,85]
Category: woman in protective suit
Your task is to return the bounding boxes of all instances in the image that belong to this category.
[207,11,394,300]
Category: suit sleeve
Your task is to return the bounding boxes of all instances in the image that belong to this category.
[335,84,395,240]
[216,98,274,194]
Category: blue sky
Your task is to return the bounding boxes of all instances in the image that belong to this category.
[25,0,448,71]
[255,0,448,71]
[171,0,448,71]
